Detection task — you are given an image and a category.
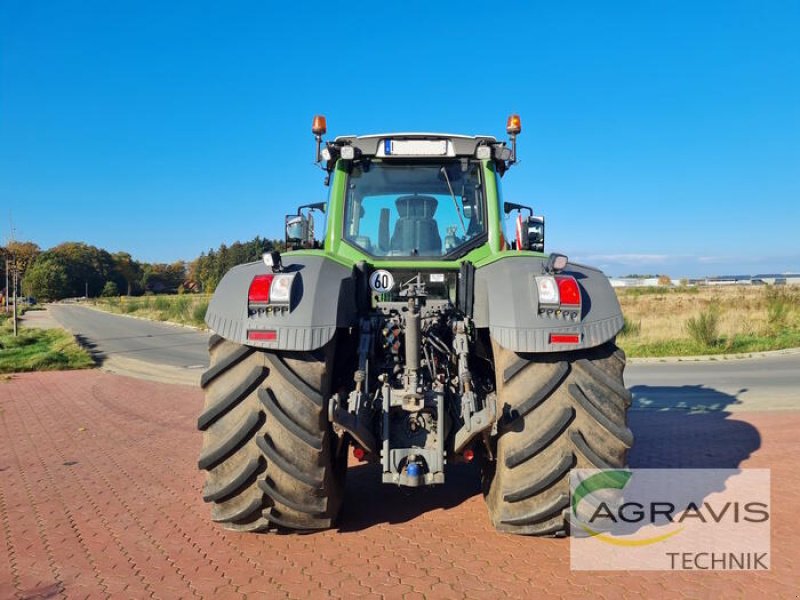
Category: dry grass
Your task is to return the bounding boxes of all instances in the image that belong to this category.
[91,294,210,328]
[617,285,800,356]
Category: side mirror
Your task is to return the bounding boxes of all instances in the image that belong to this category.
[286,203,327,249]
[504,201,532,215]
[526,216,545,252]
[285,214,308,247]
[513,214,545,252]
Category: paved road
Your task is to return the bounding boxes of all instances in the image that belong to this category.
[626,352,800,412]
[47,304,800,413]
[48,303,211,384]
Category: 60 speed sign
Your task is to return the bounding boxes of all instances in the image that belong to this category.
[369,270,395,292]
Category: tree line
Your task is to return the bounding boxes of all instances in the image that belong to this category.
[0,237,283,302]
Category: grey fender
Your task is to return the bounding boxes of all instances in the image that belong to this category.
[205,254,358,351]
[473,256,623,353]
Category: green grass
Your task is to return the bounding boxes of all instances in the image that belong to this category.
[617,285,700,297]
[619,329,800,358]
[92,294,209,328]
[0,322,94,374]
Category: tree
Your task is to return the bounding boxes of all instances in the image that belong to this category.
[22,242,125,299]
[22,257,70,301]
[101,281,120,297]
[140,261,186,293]
[7,241,41,277]
[112,252,142,295]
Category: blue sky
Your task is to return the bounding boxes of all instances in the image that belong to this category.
[1,1,798,277]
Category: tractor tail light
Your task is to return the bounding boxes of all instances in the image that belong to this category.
[555,276,581,307]
[550,333,580,344]
[248,273,296,305]
[248,274,273,304]
[248,330,277,342]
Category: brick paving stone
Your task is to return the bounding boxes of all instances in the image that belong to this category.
[1,370,799,599]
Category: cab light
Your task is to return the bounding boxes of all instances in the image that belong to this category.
[506,114,522,135]
[248,330,277,341]
[556,276,581,307]
[550,333,580,344]
[312,114,327,136]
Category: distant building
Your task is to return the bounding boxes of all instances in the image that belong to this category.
[608,277,681,288]
[753,273,800,286]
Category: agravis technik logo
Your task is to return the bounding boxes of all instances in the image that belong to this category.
[569,469,770,570]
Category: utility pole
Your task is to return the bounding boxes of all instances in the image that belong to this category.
[4,255,8,314]
[12,256,17,337]
[8,215,18,335]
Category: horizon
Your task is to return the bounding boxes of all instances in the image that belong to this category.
[2,1,798,279]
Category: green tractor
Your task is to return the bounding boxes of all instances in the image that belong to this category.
[197,115,632,535]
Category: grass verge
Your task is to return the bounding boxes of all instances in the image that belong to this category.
[617,285,800,357]
[91,294,209,328]
[0,314,94,374]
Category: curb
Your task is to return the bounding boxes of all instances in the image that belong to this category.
[47,303,204,387]
[101,355,201,388]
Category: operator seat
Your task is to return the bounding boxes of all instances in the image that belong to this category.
[390,195,442,255]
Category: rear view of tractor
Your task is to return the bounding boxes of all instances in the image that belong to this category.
[197,115,632,535]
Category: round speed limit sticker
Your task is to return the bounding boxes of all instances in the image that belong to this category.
[369,269,395,293]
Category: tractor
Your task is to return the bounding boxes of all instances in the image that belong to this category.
[197,115,632,535]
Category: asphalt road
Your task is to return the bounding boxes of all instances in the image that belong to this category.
[48,304,210,383]
[46,304,799,412]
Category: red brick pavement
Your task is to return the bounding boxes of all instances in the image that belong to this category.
[0,370,798,599]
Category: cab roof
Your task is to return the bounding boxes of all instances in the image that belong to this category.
[333,133,499,158]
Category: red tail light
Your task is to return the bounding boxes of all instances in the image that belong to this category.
[248,330,277,341]
[550,333,580,344]
[463,449,475,462]
[248,274,273,303]
[555,276,581,307]
[353,447,366,461]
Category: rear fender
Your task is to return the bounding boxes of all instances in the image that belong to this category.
[473,256,623,353]
[205,255,358,351]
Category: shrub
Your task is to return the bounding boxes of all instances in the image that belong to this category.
[685,306,720,347]
[153,296,170,312]
[620,316,641,337]
[169,295,191,321]
[101,281,120,297]
[123,300,141,313]
[765,287,795,332]
[192,300,209,326]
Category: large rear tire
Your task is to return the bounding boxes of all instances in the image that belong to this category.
[483,340,632,535]
[197,335,346,532]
